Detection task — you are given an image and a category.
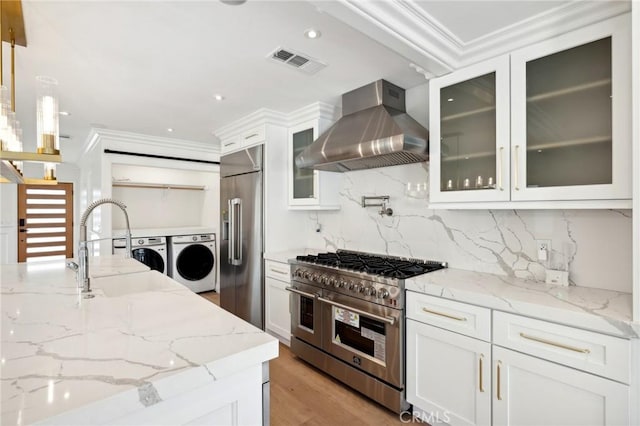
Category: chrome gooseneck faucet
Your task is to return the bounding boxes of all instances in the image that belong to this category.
[77,198,131,298]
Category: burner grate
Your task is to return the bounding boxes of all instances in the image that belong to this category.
[295,251,446,279]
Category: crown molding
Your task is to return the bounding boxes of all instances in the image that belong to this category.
[214,108,289,140]
[318,0,631,76]
[80,128,219,162]
[286,101,341,126]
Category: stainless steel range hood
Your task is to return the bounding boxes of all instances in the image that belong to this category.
[295,80,429,172]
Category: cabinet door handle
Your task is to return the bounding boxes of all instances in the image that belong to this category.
[224,141,236,147]
[514,145,520,191]
[519,332,591,354]
[421,307,467,322]
[245,133,259,140]
[498,146,504,191]
[496,360,502,400]
[479,354,485,392]
[270,267,289,275]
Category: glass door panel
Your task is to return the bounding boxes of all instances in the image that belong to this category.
[440,72,497,192]
[292,128,315,200]
[525,37,612,188]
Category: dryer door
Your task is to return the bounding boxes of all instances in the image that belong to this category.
[176,244,215,281]
[132,248,165,273]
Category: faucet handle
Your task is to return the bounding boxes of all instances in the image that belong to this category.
[66,261,79,272]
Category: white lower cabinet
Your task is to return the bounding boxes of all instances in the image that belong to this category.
[406,291,631,425]
[265,260,291,345]
[493,346,629,426]
[407,319,491,426]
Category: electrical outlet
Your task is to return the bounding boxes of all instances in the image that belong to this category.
[535,239,551,261]
[546,269,569,286]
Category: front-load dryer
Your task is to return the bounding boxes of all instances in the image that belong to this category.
[113,236,168,274]
[169,233,216,293]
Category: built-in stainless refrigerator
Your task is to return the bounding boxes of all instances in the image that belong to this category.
[220,145,264,330]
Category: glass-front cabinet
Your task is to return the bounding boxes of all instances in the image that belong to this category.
[429,14,631,207]
[429,56,511,203]
[288,119,341,209]
[510,14,631,201]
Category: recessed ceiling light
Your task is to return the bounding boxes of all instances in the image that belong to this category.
[214,94,225,101]
[167,128,174,132]
[447,98,454,102]
[59,111,70,116]
[304,28,321,39]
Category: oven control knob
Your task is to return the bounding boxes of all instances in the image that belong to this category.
[336,279,345,288]
[303,271,311,280]
[320,275,328,285]
[311,273,320,282]
[329,277,337,287]
[347,281,355,291]
[377,289,389,299]
[364,286,375,296]
[355,282,365,293]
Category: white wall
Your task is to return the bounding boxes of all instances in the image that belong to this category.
[301,83,633,293]
[111,164,219,230]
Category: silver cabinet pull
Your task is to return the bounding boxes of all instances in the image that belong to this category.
[223,141,236,147]
[514,145,520,190]
[498,146,504,191]
[421,307,467,322]
[519,332,591,354]
[285,286,318,299]
[244,133,259,140]
[479,354,485,392]
[270,268,289,275]
[318,296,396,326]
[496,361,502,400]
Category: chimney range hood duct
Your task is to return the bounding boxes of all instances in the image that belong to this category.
[295,80,429,172]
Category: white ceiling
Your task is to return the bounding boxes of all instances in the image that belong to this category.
[6,0,622,167]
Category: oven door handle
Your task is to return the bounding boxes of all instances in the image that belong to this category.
[285,287,319,299]
[317,296,396,326]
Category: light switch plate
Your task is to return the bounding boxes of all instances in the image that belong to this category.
[545,269,569,286]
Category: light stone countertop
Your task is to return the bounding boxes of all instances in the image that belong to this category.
[406,268,637,339]
[0,259,277,425]
[88,255,150,278]
[263,248,324,264]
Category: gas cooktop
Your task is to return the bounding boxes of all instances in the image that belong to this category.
[295,250,446,280]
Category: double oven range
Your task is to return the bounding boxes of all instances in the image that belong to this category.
[287,250,446,413]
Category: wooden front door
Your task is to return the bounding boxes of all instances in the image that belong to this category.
[17,183,73,262]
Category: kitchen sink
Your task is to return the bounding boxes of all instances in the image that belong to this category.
[92,270,178,297]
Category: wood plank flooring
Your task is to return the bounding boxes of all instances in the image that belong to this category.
[199,291,405,425]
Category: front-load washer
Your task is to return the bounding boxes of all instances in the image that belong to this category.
[169,233,216,293]
[113,236,168,274]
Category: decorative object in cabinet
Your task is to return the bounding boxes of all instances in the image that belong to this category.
[429,14,631,209]
[288,119,341,210]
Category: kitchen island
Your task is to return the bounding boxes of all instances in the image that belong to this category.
[1,258,278,425]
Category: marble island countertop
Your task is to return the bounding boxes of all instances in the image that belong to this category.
[1,259,278,425]
[406,268,637,339]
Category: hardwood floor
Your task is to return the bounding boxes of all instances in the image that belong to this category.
[199,291,405,425]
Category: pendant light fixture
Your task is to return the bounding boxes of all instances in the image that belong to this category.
[0,0,62,183]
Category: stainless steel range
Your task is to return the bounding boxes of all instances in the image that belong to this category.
[287,250,446,413]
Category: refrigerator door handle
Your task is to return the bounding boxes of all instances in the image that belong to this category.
[227,199,234,264]
[231,198,242,266]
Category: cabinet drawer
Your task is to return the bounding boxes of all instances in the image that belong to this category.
[493,311,630,383]
[241,125,266,147]
[265,260,290,281]
[221,136,240,153]
[406,292,491,341]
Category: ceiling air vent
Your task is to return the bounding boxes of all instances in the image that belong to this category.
[268,47,326,75]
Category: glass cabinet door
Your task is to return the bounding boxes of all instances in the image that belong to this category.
[291,127,315,201]
[429,56,510,203]
[511,15,631,201]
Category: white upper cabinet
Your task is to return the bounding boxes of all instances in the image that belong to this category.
[429,14,631,208]
[430,55,511,203]
[288,119,341,210]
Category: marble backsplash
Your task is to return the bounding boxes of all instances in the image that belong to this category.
[303,163,632,293]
